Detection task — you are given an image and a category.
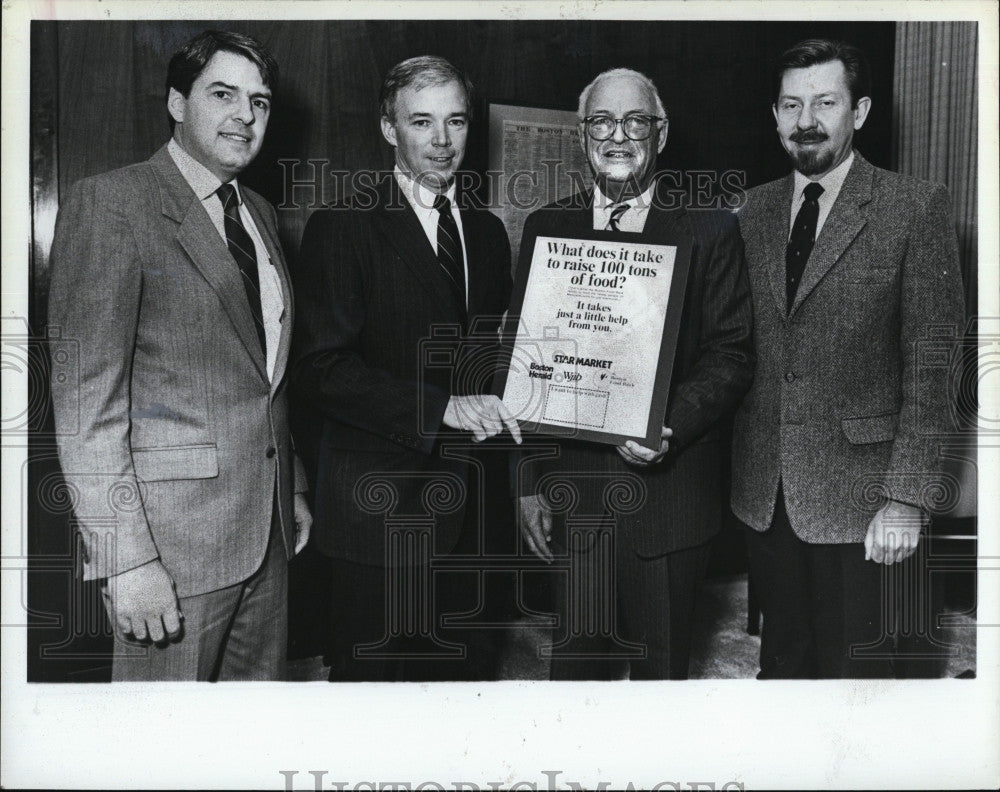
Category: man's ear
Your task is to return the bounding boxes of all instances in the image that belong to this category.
[656,119,668,154]
[853,96,872,130]
[380,116,398,148]
[167,87,186,126]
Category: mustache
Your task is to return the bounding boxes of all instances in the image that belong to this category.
[790,130,828,144]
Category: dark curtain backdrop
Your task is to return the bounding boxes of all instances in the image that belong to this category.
[28,20,895,681]
[39,19,894,286]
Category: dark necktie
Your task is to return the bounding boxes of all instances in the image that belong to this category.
[786,181,824,311]
[433,194,465,302]
[217,183,266,354]
[606,202,629,231]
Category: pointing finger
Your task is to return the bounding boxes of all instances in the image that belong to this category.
[497,401,522,444]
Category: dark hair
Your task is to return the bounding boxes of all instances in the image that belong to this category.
[773,39,871,107]
[379,55,474,123]
[165,30,279,130]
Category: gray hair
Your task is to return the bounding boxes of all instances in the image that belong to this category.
[577,67,667,120]
[379,55,474,122]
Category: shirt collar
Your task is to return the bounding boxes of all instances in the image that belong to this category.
[168,138,242,204]
[394,165,456,216]
[593,180,656,211]
[793,149,854,202]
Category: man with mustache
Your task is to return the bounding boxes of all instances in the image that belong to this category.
[517,68,754,679]
[732,39,965,677]
[292,56,517,681]
[48,30,311,680]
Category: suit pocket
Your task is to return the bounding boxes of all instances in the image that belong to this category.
[131,443,219,481]
[841,412,899,445]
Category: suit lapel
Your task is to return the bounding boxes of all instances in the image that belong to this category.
[639,196,687,243]
[460,206,485,318]
[375,178,466,322]
[564,191,598,236]
[460,204,504,321]
[761,176,796,317]
[789,153,873,317]
[243,192,292,391]
[150,146,268,380]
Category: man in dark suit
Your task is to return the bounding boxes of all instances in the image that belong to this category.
[518,68,754,679]
[292,56,518,681]
[731,39,966,678]
[47,30,311,681]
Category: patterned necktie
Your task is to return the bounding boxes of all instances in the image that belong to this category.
[785,181,824,311]
[217,184,266,354]
[606,202,629,231]
[433,194,465,301]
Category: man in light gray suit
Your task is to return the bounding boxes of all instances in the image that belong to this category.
[48,30,311,681]
[732,39,965,678]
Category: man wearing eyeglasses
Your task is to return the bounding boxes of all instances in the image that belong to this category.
[517,68,754,679]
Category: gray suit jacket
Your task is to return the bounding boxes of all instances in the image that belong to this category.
[731,152,965,543]
[48,143,306,597]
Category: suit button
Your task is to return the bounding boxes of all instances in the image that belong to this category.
[266,446,276,458]
[785,371,796,383]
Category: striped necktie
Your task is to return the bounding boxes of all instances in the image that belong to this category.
[433,194,465,302]
[606,202,629,231]
[217,183,266,354]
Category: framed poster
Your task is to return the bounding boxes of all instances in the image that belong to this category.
[487,103,593,263]
[494,228,692,448]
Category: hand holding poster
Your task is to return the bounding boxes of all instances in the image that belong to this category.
[496,232,691,447]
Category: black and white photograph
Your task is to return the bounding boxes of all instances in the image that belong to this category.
[1,0,997,788]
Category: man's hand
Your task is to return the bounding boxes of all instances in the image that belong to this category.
[518,494,553,563]
[103,560,182,643]
[616,426,672,467]
[293,492,313,555]
[443,395,522,444]
[864,500,926,564]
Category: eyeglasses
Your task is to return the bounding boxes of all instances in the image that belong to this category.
[582,113,666,141]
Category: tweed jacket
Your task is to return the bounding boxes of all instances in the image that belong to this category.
[48,144,305,597]
[731,152,965,543]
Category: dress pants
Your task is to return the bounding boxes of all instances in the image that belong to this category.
[548,533,711,681]
[744,487,896,679]
[108,512,288,682]
[324,448,512,682]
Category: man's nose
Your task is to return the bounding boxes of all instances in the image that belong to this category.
[611,118,628,143]
[796,104,816,129]
[432,122,451,147]
[233,96,255,125]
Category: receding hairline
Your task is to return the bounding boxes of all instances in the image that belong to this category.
[577,68,666,120]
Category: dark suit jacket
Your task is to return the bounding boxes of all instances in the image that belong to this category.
[731,152,966,543]
[292,176,513,566]
[518,187,754,556]
[47,144,304,598]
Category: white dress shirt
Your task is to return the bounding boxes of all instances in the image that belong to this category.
[592,182,656,233]
[394,166,469,306]
[168,138,284,381]
[789,150,855,240]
